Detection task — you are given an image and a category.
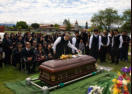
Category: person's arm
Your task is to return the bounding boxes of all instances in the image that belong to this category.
[72,37,76,47]
[52,37,61,52]
[107,36,110,46]
[119,35,123,48]
[99,36,101,50]
[68,41,78,51]
[89,35,93,49]
[72,37,76,53]
[112,37,114,47]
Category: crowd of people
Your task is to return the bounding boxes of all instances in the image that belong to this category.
[0,29,131,74]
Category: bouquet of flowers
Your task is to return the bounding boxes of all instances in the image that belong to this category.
[111,67,131,94]
[87,85,103,94]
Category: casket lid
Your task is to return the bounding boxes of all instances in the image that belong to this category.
[39,55,96,72]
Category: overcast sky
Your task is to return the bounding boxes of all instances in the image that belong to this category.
[0,0,131,26]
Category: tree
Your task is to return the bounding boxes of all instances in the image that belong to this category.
[85,22,88,29]
[16,21,28,30]
[54,24,59,30]
[121,9,131,33]
[63,19,71,31]
[31,23,40,29]
[91,8,120,31]
[17,26,22,31]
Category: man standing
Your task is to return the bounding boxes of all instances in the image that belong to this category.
[2,34,13,65]
[80,29,88,45]
[120,31,130,62]
[52,33,80,59]
[89,29,101,60]
[111,30,123,64]
[99,30,110,62]
[22,42,35,74]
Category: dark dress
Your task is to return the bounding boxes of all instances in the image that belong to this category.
[120,35,130,61]
[111,35,120,64]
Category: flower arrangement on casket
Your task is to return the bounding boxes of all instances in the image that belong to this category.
[60,54,72,59]
[111,66,131,94]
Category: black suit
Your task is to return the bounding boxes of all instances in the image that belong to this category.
[22,48,35,73]
[12,48,23,69]
[2,38,13,64]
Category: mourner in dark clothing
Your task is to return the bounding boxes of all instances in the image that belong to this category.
[0,36,3,67]
[10,33,16,48]
[37,36,44,45]
[47,44,54,60]
[99,30,110,62]
[111,30,123,64]
[120,31,130,62]
[85,41,89,55]
[16,36,24,47]
[2,34,13,65]
[108,30,114,60]
[80,30,88,45]
[22,42,35,74]
[79,39,85,54]
[89,29,101,59]
[43,42,48,52]
[12,43,23,70]
[32,40,37,50]
[35,43,47,66]
[24,34,33,44]
[52,33,79,58]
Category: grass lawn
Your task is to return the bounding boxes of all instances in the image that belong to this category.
[0,56,131,94]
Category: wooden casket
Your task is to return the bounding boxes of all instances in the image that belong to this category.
[39,55,96,86]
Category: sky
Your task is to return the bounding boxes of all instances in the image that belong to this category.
[0,0,131,26]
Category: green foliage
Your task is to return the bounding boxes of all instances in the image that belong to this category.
[16,21,28,30]
[31,23,40,29]
[91,8,121,31]
[63,19,72,31]
[54,24,59,30]
[121,9,131,33]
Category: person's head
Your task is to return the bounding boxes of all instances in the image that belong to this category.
[80,39,83,43]
[43,42,47,47]
[88,32,91,36]
[122,31,127,35]
[18,36,22,40]
[32,40,37,47]
[93,29,98,35]
[5,33,9,39]
[82,29,86,33]
[17,42,22,49]
[25,42,31,49]
[110,30,114,36]
[37,43,42,50]
[103,30,107,35]
[48,44,52,49]
[113,29,119,35]
[64,33,70,40]
[75,32,79,37]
